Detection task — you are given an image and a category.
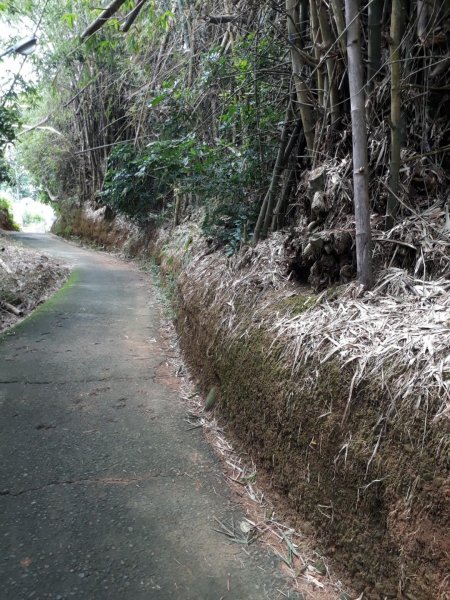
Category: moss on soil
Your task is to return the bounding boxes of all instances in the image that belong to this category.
[278,294,317,314]
[180,296,449,598]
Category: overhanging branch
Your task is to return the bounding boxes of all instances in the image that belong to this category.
[80,0,128,41]
[121,0,149,33]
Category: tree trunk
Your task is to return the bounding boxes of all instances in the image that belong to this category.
[386,0,401,230]
[345,0,373,289]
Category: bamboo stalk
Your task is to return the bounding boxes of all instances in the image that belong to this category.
[253,102,293,243]
[286,0,315,155]
[330,0,346,57]
[386,0,402,230]
[271,128,301,232]
[317,0,340,123]
[417,0,427,42]
[345,0,373,289]
[309,0,324,107]
[121,0,149,32]
[367,0,383,90]
[173,188,181,227]
[80,0,129,41]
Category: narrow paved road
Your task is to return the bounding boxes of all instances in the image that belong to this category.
[0,234,291,600]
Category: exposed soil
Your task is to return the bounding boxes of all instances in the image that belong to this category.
[0,232,69,333]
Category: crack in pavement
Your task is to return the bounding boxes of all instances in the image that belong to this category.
[0,376,156,385]
[0,471,189,497]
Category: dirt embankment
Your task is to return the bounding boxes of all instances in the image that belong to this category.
[55,206,450,599]
[0,206,19,232]
[52,203,154,256]
[153,224,450,600]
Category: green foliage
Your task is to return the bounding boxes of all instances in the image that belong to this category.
[0,104,20,145]
[0,156,13,184]
[61,12,77,29]
[7,0,285,251]
[202,198,258,256]
[99,31,283,247]
[17,90,77,202]
[0,196,11,211]
[22,210,44,226]
[99,143,158,221]
[0,105,21,184]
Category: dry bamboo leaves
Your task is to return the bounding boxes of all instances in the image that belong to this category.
[158,216,450,428]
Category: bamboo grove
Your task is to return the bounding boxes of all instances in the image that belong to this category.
[4,0,450,288]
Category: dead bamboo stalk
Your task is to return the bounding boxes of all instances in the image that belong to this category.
[0,301,23,317]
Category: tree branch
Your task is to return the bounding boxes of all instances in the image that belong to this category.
[80,0,129,41]
[121,0,149,33]
[206,15,237,25]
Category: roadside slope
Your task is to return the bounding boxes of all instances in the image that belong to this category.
[154,223,450,600]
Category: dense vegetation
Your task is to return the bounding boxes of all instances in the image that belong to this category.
[1,0,448,288]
